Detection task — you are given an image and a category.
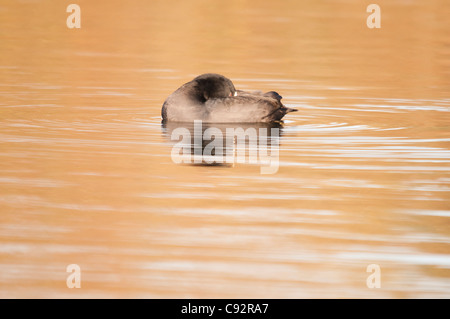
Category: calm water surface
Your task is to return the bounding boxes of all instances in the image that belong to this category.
[0,0,449,298]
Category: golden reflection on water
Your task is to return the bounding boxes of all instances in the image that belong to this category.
[0,0,449,298]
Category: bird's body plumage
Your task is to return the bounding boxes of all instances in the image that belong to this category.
[162,73,297,123]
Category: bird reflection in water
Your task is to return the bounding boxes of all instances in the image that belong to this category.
[162,120,283,174]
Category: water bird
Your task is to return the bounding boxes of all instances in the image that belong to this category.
[161,73,297,123]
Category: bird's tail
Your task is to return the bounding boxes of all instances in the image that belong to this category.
[284,107,298,113]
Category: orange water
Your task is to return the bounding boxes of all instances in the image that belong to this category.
[0,0,449,298]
